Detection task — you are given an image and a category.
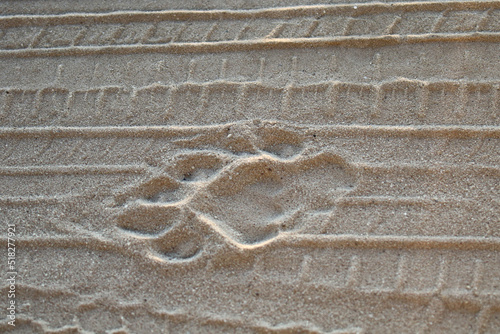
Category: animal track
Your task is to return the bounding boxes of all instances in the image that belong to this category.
[113,145,358,260]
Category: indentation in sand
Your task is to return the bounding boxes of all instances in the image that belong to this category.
[114,145,358,260]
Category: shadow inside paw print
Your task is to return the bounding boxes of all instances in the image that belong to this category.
[192,152,358,244]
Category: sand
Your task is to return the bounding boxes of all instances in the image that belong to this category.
[0,0,499,333]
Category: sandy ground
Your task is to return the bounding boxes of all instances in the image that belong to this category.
[0,0,499,333]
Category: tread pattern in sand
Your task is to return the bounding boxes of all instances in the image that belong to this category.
[1,79,499,126]
[1,2,500,53]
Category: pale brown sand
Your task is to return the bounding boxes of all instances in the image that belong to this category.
[0,1,499,333]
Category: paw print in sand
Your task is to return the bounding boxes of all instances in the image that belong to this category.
[113,139,358,263]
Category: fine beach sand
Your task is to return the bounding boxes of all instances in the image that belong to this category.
[0,0,499,333]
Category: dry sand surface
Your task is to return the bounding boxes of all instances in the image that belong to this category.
[0,0,499,333]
